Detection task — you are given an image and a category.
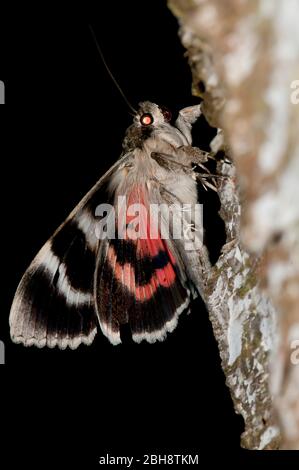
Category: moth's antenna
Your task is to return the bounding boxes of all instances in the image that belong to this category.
[89,25,137,114]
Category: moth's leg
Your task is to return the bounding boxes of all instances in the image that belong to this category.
[176,145,210,165]
[152,145,209,165]
[151,151,193,173]
[175,104,202,144]
[151,151,220,192]
[176,146,227,191]
[197,177,218,192]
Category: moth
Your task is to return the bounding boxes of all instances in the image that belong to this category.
[9,100,216,349]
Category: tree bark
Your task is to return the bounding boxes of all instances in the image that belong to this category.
[168,0,299,449]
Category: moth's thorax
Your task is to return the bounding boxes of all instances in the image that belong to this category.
[109,134,198,209]
[108,147,156,196]
[122,122,188,154]
[122,124,150,152]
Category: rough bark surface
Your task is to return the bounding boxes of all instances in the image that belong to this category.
[206,142,279,450]
[167,0,299,449]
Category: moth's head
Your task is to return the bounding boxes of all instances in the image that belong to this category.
[134,101,172,128]
[122,101,173,152]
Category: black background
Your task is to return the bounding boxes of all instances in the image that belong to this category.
[0,1,297,467]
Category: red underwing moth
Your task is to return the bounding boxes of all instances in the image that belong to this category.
[9,101,216,348]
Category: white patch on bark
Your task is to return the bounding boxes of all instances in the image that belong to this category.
[227,297,244,366]
[258,426,280,450]
[224,17,258,87]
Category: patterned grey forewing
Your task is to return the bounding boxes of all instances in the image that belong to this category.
[9,154,130,349]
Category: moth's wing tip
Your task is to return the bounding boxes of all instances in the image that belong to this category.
[100,325,122,346]
[10,333,47,348]
[10,329,98,350]
[131,293,191,345]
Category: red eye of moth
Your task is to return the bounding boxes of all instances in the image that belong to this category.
[160,107,172,122]
[140,113,153,126]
